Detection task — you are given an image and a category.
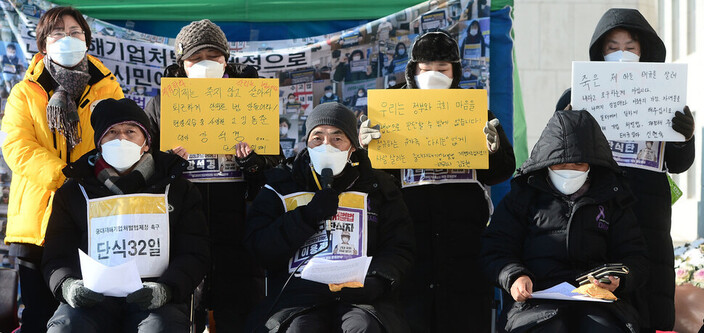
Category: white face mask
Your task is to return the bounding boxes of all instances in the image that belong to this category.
[325,92,333,98]
[101,139,146,173]
[46,36,87,67]
[398,48,405,55]
[187,59,225,78]
[288,98,296,103]
[548,167,590,195]
[415,70,453,89]
[470,28,479,35]
[307,144,350,176]
[352,56,361,61]
[280,126,289,136]
[603,50,640,62]
[388,80,396,86]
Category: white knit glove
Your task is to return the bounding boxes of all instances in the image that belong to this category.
[484,118,500,154]
[359,115,381,148]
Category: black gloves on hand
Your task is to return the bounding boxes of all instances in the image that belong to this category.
[301,188,339,227]
[61,278,104,309]
[339,276,388,305]
[672,106,694,141]
[126,282,172,311]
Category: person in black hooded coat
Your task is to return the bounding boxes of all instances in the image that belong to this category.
[554,9,695,331]
[481,109,648,333]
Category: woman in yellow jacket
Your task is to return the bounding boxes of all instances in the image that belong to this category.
[0,7,123,332]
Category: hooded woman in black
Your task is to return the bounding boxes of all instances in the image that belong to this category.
[555,9,695,331]
[481,109,647,333]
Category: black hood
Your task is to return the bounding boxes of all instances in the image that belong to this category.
[517,110,620,176]
[589,8,665,62]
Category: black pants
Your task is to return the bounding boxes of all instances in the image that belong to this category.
[528,303,625,333]
[46,299,189,333]
[282,304,382,333]
[197,182,265,333]
[18,258,58,333]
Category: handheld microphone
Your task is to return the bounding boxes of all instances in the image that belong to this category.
[321,168,333,189]
[320,168,333,231]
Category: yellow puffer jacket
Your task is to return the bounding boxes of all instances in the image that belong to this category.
[1,53,123,246]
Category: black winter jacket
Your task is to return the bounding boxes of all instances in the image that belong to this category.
[244,149,415,333]
[143,62,282,315]
[388,82,515,332]
[481,110,647,333]
[555,9,695,330]
[41,150,210,304]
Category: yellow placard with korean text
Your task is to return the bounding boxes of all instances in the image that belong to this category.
[368,89,488,169]
[160,78,279,155]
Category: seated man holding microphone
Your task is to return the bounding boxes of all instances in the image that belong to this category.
[244,103,415,333]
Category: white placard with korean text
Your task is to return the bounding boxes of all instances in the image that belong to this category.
[571,61,687,142]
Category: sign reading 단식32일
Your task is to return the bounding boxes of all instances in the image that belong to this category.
[368,89,488,169]
[571,61,688,142]
[160,78,280,155]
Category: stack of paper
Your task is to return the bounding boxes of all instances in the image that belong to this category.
[78,249,143,297]
[300,256,373,285]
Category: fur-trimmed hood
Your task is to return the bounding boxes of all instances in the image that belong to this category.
[404,30,462,89]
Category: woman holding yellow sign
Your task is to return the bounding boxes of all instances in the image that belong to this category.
[143,19,284,331]
[359,30,516,333]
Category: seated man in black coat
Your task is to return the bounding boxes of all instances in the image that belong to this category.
[244,103,414,333]
[42,98,209,332]
[481,110,648,332]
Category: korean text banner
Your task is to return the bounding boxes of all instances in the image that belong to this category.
[368,89,489,169]
[0,0,490,158]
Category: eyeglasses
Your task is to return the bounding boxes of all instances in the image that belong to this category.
[48,30,85,39]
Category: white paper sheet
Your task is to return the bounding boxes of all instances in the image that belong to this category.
[571,61,688,142]
[300,256,373,285]
[78,249,143,297]
[531,282,613,303]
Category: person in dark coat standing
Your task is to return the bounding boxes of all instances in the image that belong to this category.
[143,19,284,331]
[41,98,210,332]
[481,109,648,333]
[359,30,516,332]
[244,103,415,333]
[555,9,695,331]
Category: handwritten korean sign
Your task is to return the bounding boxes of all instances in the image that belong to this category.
[571,61,688,141]
[160,78,279,155]
[368,89,488,169]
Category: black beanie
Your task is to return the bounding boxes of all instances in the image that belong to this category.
[91,98,152,148]
[305,103,360,148]
[405,30,462,89]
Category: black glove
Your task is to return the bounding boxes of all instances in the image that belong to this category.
[61,278,104,309]
[126,282,172,311]
[338,276,388,305]
[301,188,339,227]
[672,106,694,141]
